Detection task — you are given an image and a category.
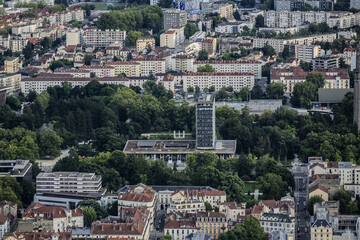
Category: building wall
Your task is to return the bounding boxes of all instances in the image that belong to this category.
[311,226,332,240]
[309,189,329,201]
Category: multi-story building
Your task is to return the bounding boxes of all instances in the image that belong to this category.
[171,55,194,72]
[160,30,177,49]
[79,66,115,78]
[9,37,28,52]
[54,69,91,78]
[351,0,360,9]
[66,29,80,46]
[218,4,233,19]
[309,184,329,201]
[253,38,286,53]
[82,28,126,48]
[164,9,187,31]
[18,203,83,232]
[0,215,10,240]
[343,48,357,65]
[201,38,216,54]
[21,73,130,94]
[4,57,19,74]
[271,67,349,93]
[183,72,255,92]
[136,37,156,52]
[164,220,197,240]
[0,160,32,180]
[135,56,166,76]
[196,94,215,150]
[36,172,102,194]
[215,21,253,34]
[195,212,227,239]
[4,232,72,240]
[90,209,151,240]
[289,44,321,62]
[260,213,295,239]
[105,61,141,77]
[312,56,339,70]
[219,202,245,220]
[193,60,262,79]
[310,209,333,240]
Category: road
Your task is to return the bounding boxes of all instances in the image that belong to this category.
[35,148,70,172]
[149,210,166,240]
[293,162,310,240]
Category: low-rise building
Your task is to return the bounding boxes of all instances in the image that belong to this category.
[3,232,72,240]
[195,212,227,239]
[0,215,10,240]
[219,202,245,220]
[309,184,329,201]
[260,213,295,238]
[0,160,32,181]
[164,220,197,240]
[18,203,83,232]
[36,172,102,194]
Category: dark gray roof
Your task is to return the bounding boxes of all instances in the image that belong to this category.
[312,219,332,228]
[261,213,294,223]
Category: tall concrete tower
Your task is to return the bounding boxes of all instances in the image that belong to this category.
[353,51,360,131]
[196,94,215,150]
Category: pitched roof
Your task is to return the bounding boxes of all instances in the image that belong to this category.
[309,184,329,194]
[0,214,9,224]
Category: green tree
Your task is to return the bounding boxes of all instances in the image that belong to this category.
[282,45,290,60]
[255,15,264,28]
[23,42,34,60]
[261,43,276,56]
[266,82,285,99]
[306,195,324,215]
[184,22,199,39]
[6,96,21,111]
[256,173,287,200]
[251,84,264,99]
[197,50,209,61]
[49,4,66,13]
[40,37,52,50]
[334,189,352,214]
[77,199,108,219]
[39,130,63,158]
[197,64,215,72]
[126,31,144,46]
[204,202,213,211]
[161,235,172,240]
[84,55,94,66]
[306,72,325,88]
[82,206,97,227]
[220,174,245,203]
[290,81,317,108]
[187,86,194,93]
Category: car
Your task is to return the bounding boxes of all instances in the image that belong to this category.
[305,228,308,232]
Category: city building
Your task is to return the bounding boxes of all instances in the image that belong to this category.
[79,66,115,78]
[54,69,91,78]
[215,21,253,34]
[163,10,187,31]
[4,57,19,74]
[0,215,10,240]
[82,28,126,48]
[351,0,360,9]
[66,29,80,47]
[310,209,333,240]
[136,37,156,52]
[105,61,141,77]
[36,172,102,194]
[21,73,130,94]
[309,184,329,201]
[312,56,340,70]
[196,94,215,150]
[171,55,194,72]
[160,30,177,49]
[164,220,197,240]
[193,60,262,79]
[34,192,105,209]
[3,232,72,240]
[270,67,350,93]
[90,208,151,240]
[219,202,245,220]
[260,213,295,239]
[0,160,32,181]
[195,212,227,239]
[134,56,166,76]
[289,44,321,62]
[0,73,21,93]
[18,203,83,232]
[218,4,233,19]
[201,38,217,54]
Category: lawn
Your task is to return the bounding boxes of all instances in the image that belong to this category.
[244,181,255,194]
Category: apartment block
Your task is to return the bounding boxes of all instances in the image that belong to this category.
[260,213,295,238]
[171,55,194,72]
[182,72,255,92]
[164,9,187,31]
[310,209,333,240]
[193,60,262,79]
[54,69,91,78]
[106,61,141,77]
[164,220,197,240]
[196,212,227,239]
[0,73,21,93]
[135,57,166,76]
[9,38,28,52]
[36,172,102,194]
[82,28,126,48]
[253,38,286,53]
[270,67,349,93]
[21,73,130,94]
[136,37,156,52]
[160,30,177,48]
[4,57,19,74]
[351,0,360,9]
[218,4,233,19]
[312,56,339,70]
[201,38,217,54]
[80,66,115,78]
[289,44,321,62]
[66,29,80,47]
[215,21,253,34]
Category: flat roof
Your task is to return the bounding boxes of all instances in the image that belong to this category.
[123,140,236,154]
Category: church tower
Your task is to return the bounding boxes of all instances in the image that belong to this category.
[353,51,360,131]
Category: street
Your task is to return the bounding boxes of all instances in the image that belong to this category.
[293,163,310,240]
[35,148,70,172]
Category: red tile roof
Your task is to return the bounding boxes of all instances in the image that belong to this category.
[309,184,329,194]
[0,214,9,224]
